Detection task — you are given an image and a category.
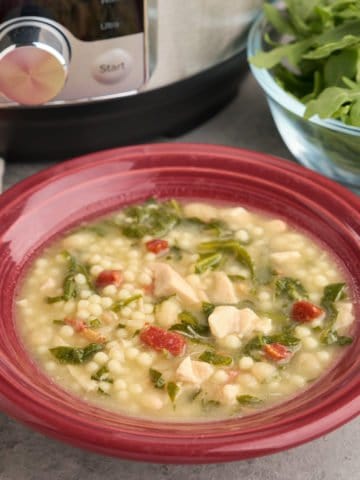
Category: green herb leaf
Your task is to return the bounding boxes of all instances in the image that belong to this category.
[167,382,180,403]
[243,333,300,358]
[49,343,104,364]
[275,277,308,303]
[53,319,65,325]
[195,252,223,274]
[120,198,179,239]
[197,240,254,277]
[112,294,142,312]
[45,251,95,304]
[201,399,221,411]
[98,387,110,396]
[202,302,216,318]
[320,282,346,323]
[199,350,233,366]
[117,323,126,329]
[168,245,183,261]
[236,395,262,406]
[91,366,113,383]
[178,311,210,336]
[250,1,360,126]
[46,296,65,304]
[89,318,102,329]
[169,323,213,346]
[320,329,353,346]
[149,368,165,389]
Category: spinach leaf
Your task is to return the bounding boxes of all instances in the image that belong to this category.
[236,395,262,406]
[275,277,308,303]
[197,240,254,277]
[170,311,211,340]
[149,368,165,389]
[91,366,113,383]
[195,252,223,274]
[320,329,353,346]
[49,343,104,364]
[112,294,142,312]
[202,302,216,318]
[167,382,180,403]
[199,350,233,366]
[46,251,94,303]
[120,198,179,239]
[243,332,300,358]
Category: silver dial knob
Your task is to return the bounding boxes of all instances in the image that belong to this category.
[0,20,70,106]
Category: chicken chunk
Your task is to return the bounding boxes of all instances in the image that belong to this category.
[150,263,200,306]
[207,272,238,304]
[183,202,218,223]
[270,251,302,267]
[208,306,272,339]
[176,356,214,384]
[155,297,182,329]
[183,202,250,228]
[334,302,354,332]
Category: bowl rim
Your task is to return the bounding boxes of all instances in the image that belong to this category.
[0,143,359,463]
[247,11,360,136]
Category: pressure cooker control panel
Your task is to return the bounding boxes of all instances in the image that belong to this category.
[0,0,146,106]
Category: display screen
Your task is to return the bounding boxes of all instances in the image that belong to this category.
[0,0,144,41]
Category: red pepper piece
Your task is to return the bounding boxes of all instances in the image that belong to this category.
[145,239,169,254]
[140,325,186,356]
[263,343,290,361]
[291,300,324,323]
[96,270,123,288]
[65,317,87,332]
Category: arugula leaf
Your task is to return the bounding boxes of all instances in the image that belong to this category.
[149,368,165,389]
[199,350,233,366]
[49,343,104,364]
[250,1,360,126]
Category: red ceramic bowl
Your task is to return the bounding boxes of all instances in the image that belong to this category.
[0,144,359,463]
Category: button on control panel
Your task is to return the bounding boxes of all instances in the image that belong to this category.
[92,49,133,85]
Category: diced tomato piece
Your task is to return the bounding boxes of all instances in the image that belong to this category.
[96,270,123,288]
[291,300,324,323]
[140,325,186,356]
[263,343,290,361]
[65,317,87,332]
[145,239,169,254]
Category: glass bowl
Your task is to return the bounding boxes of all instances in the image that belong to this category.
[0,144,359,463]
[247,13,360,193]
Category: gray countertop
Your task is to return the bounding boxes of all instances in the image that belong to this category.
[1,71,359,480]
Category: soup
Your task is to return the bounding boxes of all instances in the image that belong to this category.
[17,199,354,420]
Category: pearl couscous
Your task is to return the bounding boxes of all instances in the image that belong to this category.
[17,199,354,420]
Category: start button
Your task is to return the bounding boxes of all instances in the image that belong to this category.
[92,49,133,84]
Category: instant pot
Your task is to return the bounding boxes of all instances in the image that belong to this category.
[0,0,262,161]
